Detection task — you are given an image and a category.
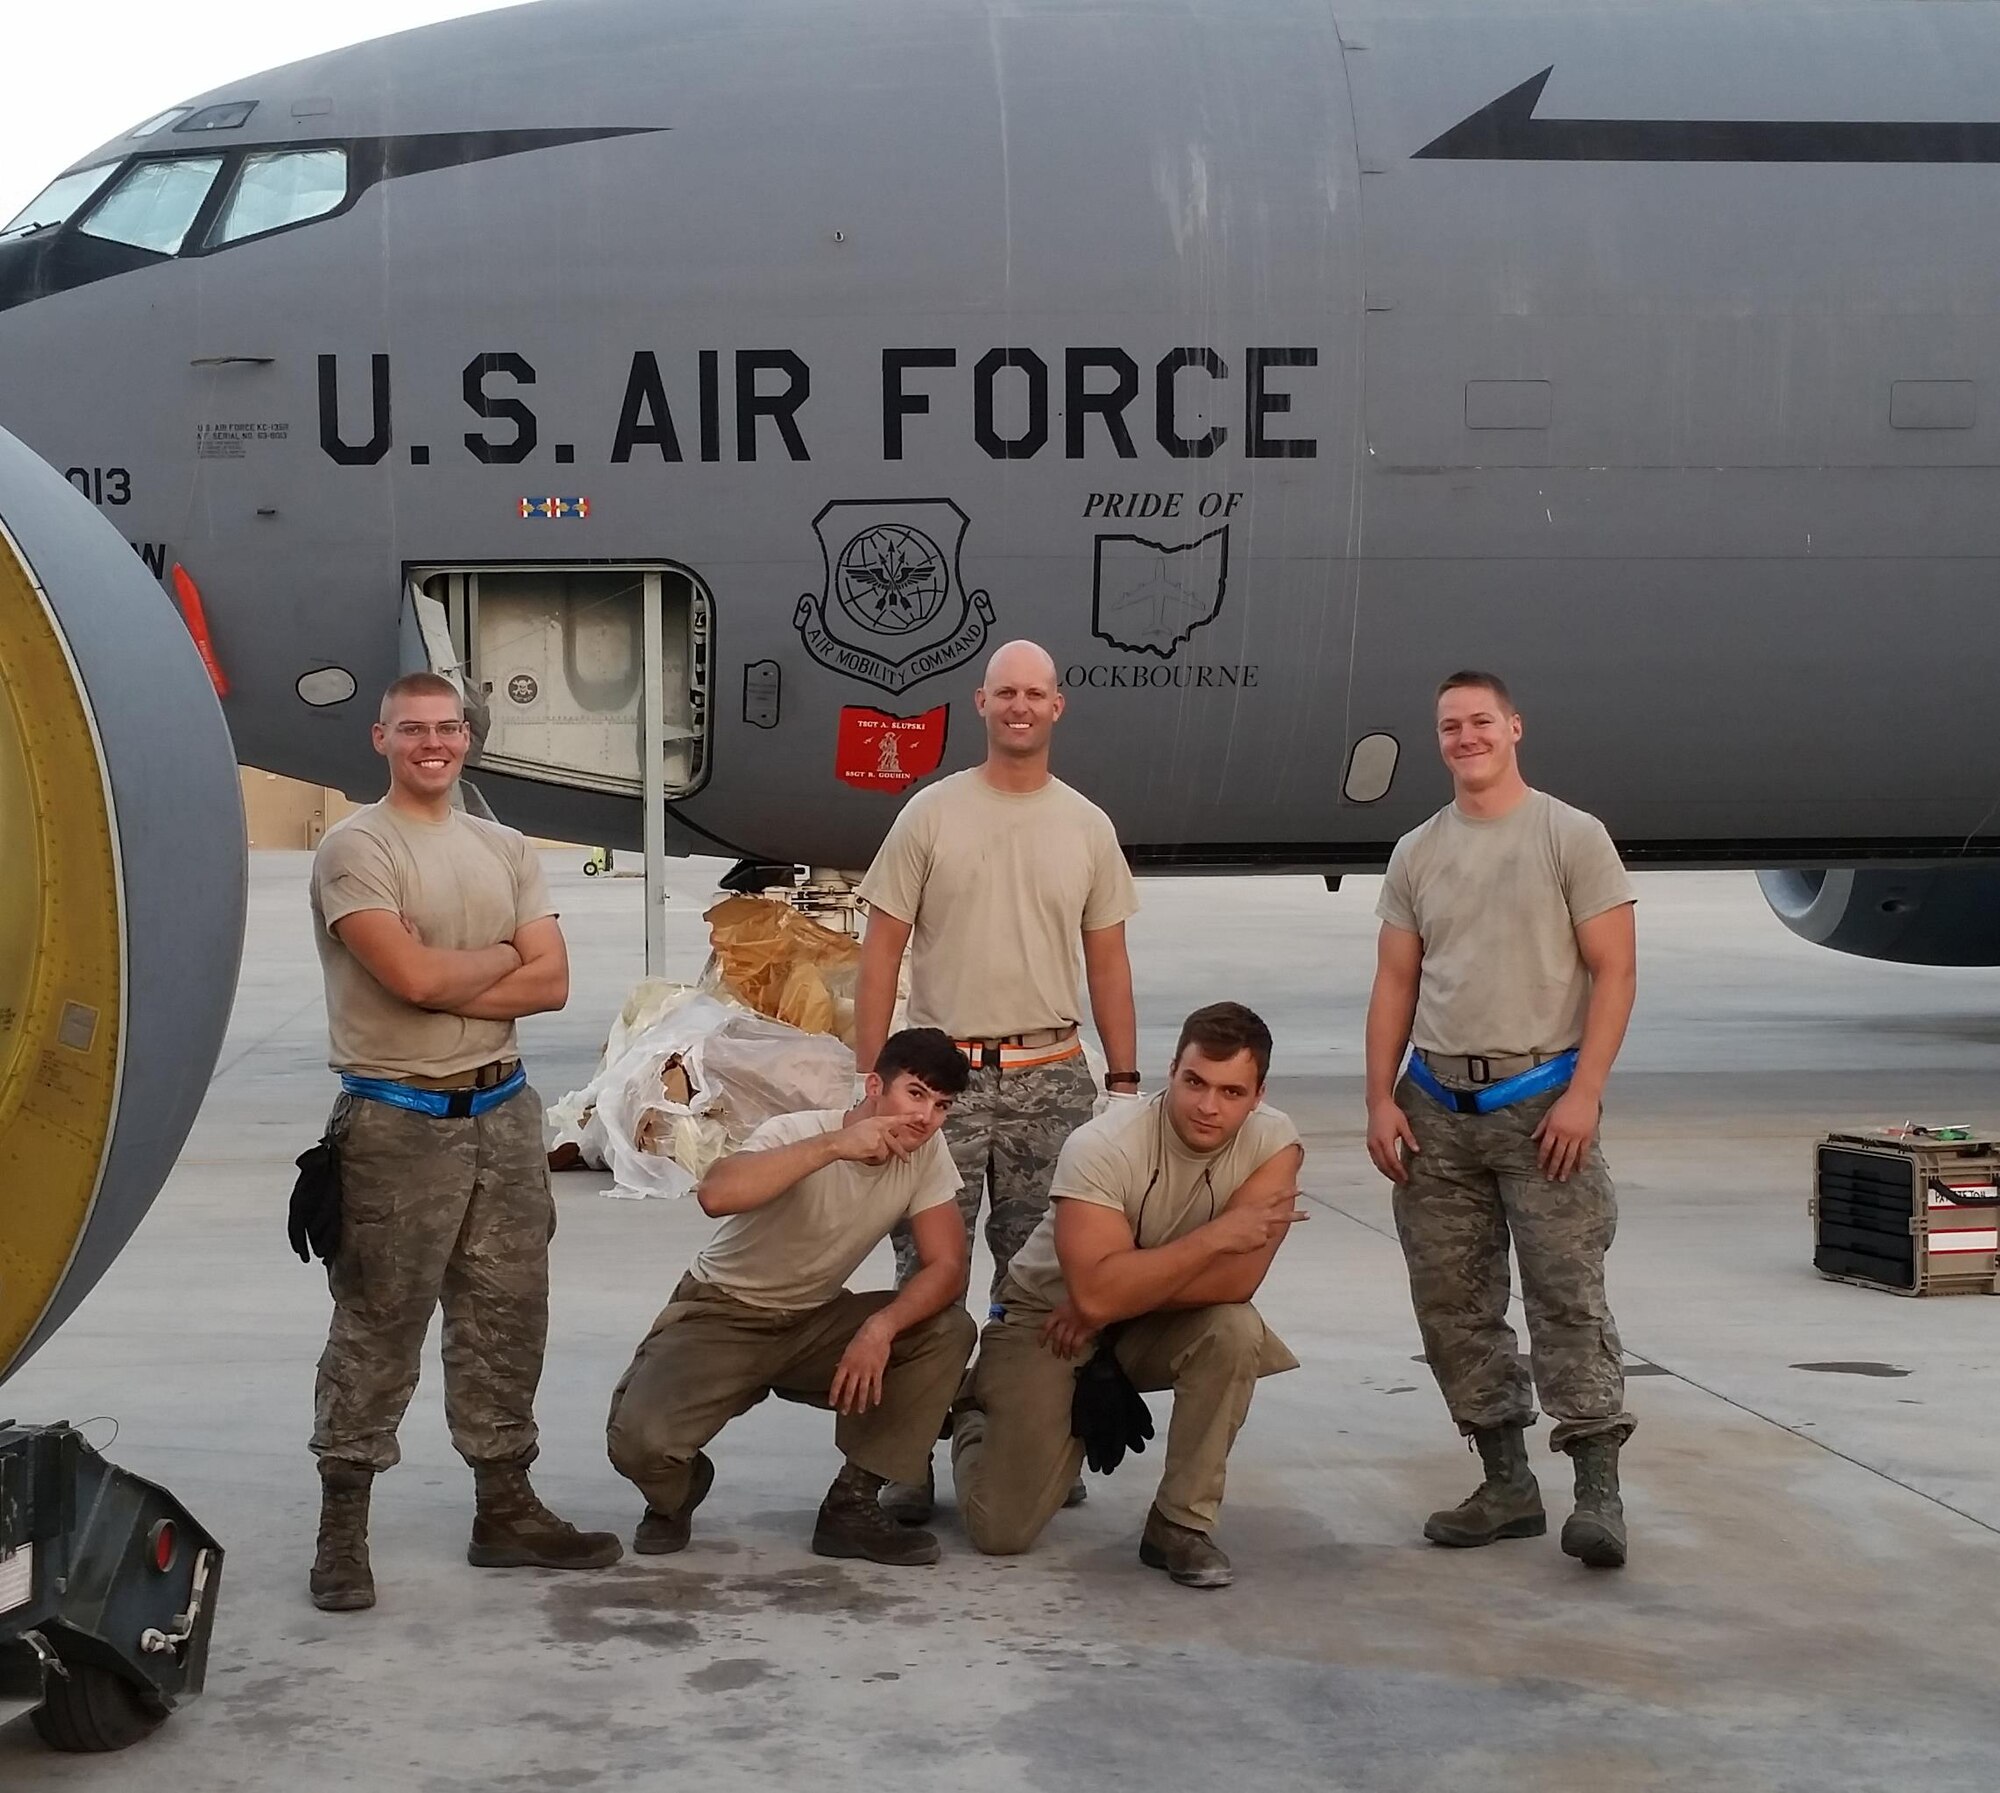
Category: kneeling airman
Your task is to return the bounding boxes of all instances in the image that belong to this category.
[952,1003,1304,1588]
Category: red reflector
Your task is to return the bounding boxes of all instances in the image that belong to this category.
[149,1519,177,1573]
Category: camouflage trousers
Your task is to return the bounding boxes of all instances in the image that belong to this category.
[891,1051,1097,1298]
[311,1084,556,1474]
[1392,1076,1635,1450]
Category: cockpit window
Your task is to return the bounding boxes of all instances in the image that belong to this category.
[209,148,349,246]
[76,157,224,255]
[177,102,258,133]
[130,108,193,137]
[0,165,119,242]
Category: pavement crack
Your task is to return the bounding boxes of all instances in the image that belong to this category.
[1630,1355,2000,1538]
[209,993,325,1081]
[1300,1189,1397,1241]
[1299,1196,2000,1538]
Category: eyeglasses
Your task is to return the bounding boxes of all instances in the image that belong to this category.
[389,721,469,741]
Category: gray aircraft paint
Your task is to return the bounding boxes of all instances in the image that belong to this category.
[0,0,1996,942]
[0,425,245,1384]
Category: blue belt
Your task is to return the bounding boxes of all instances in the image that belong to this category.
[1405,1049,1578,1116]
[340,1065,526,1120]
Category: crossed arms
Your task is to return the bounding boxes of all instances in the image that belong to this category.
[332,909,570,1022]
[1042,1143,1307,1355]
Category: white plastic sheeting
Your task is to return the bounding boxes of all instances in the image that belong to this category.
[549,986,856,1200]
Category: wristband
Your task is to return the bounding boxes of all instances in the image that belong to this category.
[1104,1071,1142,1088]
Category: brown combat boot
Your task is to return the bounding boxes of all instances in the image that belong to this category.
[878,1459,936,1526]
[468,1463,623,1569]
[1423,1424,1547,1548]
[814,1464,941,1566]
[1138,1506,1233,1589]
[1560,1436,1628,1569]
[310,1463,376,1612]
[633,1451,715,1555]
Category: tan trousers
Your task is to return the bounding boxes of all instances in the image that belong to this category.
[605,1274,977,1512]
[953,1298,1296,1553]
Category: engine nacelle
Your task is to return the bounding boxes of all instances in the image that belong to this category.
[1756,867,2000,966]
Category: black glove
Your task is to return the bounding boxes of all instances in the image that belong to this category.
[287,1134,343,1265]
[1070,1334,1154,1476]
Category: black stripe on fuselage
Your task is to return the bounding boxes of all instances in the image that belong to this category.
[1416,68,2000,164]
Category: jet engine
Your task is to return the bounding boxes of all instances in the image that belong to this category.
[0,424,244,1749]
[1756,867,2000,967]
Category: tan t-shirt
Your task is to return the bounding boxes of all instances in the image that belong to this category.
[311,802,555,1080]
[857,770,1139,1039]
[690,1110,962,1311]
[1375,789,1635,1059]
[1004,1094,1302,1314]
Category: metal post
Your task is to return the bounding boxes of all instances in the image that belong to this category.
[640,573,668,976]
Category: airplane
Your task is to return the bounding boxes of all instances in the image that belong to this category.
[12,0,2000,1743]
[2,0,1999,973]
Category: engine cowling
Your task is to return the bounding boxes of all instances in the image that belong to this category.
[1756,867,2000,966]
[0,426,244,1386]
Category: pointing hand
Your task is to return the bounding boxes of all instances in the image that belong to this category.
[835,1114,923,1165]
[1209,1191,1307,1256]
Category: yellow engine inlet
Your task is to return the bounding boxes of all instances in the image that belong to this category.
[0,515,124,1374]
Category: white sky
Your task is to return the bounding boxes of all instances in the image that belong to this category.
[1,2,528,219]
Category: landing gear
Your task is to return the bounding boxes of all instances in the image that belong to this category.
[718,858,801,895]
[717,861,867,936]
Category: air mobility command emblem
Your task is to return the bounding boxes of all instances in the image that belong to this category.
[795,499,995,694]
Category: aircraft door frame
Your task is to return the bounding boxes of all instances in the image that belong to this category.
[407,561,712,804]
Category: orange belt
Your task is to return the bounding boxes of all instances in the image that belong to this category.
[955,1033,1083,1072]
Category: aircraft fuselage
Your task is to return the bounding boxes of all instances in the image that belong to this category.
[3,0,1999,878]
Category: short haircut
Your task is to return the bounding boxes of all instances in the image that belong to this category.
[1436,670,1514,713]
[1173,1002,1273,1084]
[379,671,464,721]
[980,639,1058,693]
[874,1026,971,1097]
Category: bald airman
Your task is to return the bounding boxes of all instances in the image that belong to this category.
[855,639,1141,1521]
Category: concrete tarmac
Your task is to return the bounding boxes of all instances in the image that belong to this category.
[4,855,1998,1790]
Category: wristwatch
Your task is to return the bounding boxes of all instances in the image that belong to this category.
[1104,1071,1142,1090]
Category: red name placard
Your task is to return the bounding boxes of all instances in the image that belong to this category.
[835,704,948,792]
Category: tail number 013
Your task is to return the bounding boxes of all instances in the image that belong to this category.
[65,467,132,507]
